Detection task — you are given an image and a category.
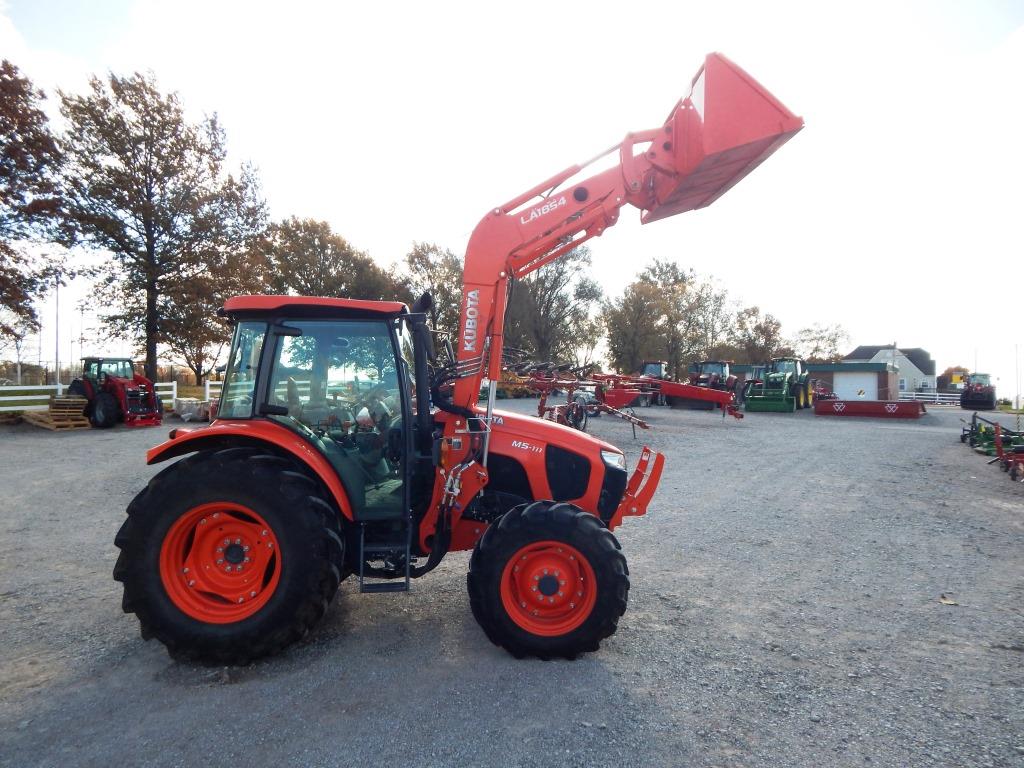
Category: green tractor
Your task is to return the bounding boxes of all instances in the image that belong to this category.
[743,357,813,413]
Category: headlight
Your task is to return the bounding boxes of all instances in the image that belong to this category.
[601,450,626,471]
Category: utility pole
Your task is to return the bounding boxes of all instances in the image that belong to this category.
[54,279,60,390]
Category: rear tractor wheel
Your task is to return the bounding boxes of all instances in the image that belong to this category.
[113,449,344,664]
[467,501,629,659]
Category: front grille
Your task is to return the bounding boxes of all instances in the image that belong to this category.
[597,465,628,523]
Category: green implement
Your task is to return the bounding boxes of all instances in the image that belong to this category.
[743,357,813,413]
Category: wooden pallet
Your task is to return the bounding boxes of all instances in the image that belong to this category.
[0,412,22,425]
[23,411,90,431]
[50,396,89,416]
[22,396,91,431]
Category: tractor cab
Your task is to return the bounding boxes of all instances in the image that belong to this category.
[690,360,737,391]
[217,298,419,523]
[767,357,804,377]
[82,357,136,385]
[637,360,668,379]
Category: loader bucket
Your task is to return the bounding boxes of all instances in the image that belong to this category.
[643,53,803,224]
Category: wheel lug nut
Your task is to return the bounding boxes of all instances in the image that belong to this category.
[558,591,564,597]
[217,558,224,564]
[243,557,250,563]
[533,575,539,581]
[234,538,241,545]
[188,580,195,587]
[182,567,189,574]
[267,542,273,549]
[250,591,257,598]
[199,519,207,525]
[532,586,537,591]
[261,530,268,536]
[235,565,243,572]
[216,547,223,553]
[237,597,244,604]
[212,513,220,519]
[224,566,231,572]
[223,539,230,546]
[520,601,527,608]
[243,545,250,552]
[559,580,566,586]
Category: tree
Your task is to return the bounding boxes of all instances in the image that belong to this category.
[730,306,789,363]
[0,311,33,383]
[262,217,406,301]
[795,323,849,362]
[602,280,665,374]
[504,246,603,363]
[59,71,266,380]
[0,60,62,338]
[159,251,266,385]
[403,241,463,342]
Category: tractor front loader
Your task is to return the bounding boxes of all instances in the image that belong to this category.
[743,357,813,413]
[113,53,802,664]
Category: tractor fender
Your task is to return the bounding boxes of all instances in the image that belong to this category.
[146,420,356,521]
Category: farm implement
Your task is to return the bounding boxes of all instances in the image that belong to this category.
[114,52,801,664]
[961,413,1024,456]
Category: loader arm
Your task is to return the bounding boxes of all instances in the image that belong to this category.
[420,53,801,549]
[451,53,803,414]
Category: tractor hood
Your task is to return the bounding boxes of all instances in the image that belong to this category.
[483,406,621,455]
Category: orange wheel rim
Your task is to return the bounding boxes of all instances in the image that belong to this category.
[500,540,597,636]
[159,502,281,624]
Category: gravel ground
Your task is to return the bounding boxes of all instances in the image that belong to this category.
[1,402,1022,768]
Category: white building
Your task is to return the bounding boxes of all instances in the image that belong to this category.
[843,346,937,393]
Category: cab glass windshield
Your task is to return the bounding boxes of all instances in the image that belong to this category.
[219,322,267,418]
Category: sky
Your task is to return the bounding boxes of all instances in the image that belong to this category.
[2,0,1023,399]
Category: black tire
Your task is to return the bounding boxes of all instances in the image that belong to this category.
[467,501,629,660]
[568,396,589,431]
[113,449,344,665]
[89,391,119,428]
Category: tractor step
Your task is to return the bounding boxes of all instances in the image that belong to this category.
[359,581,410,594]
[358,521,411,594]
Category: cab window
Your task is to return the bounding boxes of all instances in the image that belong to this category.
[219,322,267,418]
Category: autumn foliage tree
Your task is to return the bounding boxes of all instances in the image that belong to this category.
[0,60,63,340]
[402,241,463,342]
[58,71,266,380]
[504,246,603,364]
[262,217,407,302]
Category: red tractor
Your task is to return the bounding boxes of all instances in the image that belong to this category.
[689,360,738,393]
[113,53,802,664]
[68,357,163,428]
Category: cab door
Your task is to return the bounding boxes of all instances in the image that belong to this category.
[263,318,410,521]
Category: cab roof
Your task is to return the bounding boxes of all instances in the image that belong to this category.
[221,295,408,317]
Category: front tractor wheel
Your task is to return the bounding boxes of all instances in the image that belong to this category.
[113,450,344,664]
[467,501,629,659]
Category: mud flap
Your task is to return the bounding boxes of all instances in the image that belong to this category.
[608,446,665,530]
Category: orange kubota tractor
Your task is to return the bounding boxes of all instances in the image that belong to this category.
[114,54,802,664]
